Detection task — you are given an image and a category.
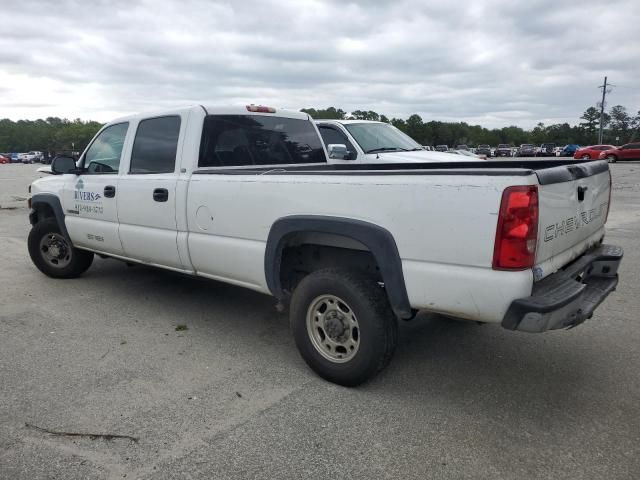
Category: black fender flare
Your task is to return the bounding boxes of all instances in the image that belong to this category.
[29,193,70,240]
[264,215,412,319]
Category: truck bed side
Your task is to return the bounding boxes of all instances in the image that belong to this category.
[185,169,537,322]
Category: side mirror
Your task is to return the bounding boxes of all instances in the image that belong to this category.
[328,144,350,160]
[51,156,77,175]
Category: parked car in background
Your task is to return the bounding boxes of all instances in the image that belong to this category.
[0,154,9,164]
[316,120,475,164]
[599,143,640,163]
[18,152,40,163]
[475,144,491,157]
[495,144,512,157]
[574,145,616,160]
[39,152,54,164]
[435,145,448,152]
[10,153,20,163]
[560,144,580,157]
[517,144,536,157]
[537,143,556,157]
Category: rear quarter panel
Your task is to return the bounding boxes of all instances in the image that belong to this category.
[186,172,537,322]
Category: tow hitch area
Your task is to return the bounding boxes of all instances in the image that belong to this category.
[502,244,623,333]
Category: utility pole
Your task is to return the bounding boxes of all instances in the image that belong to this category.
[598,76,608,144]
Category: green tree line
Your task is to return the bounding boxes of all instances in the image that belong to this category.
[1,104,638,154]
[302,105,640,147]
[0,117,104,154]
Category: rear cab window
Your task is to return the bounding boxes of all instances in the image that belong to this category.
[199,115,326,167]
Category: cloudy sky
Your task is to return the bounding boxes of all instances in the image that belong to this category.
[1,0,639,128]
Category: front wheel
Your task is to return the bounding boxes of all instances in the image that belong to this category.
[606,154,617,163]
[581,154,590,160]
[28,218,94,278]
[290,268,398,386]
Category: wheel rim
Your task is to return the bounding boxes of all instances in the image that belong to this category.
[582,155,590,159]
[39,233,72,268]
[306,294,360,363]
[607,155,615,162]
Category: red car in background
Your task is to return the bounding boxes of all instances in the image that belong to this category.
[573,145,615,160]
[0,154,10,164]
[598,143,640,163]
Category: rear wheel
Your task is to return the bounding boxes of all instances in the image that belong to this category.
[28,218,94,278]
[581,154,590,160]
[290,268,397,386]
[606,154,617,163]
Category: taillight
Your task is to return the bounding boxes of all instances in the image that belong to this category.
[246,105,276,113]
[493,185,539,270]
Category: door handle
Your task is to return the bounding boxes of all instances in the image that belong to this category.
[577,185,588,202]
[104,185,116,198]
[153,188,169,202]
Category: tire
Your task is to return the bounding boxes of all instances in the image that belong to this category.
[28,218,94,278]
[289,268,398,386]
[606,154,617,163]
[581,154,590,160]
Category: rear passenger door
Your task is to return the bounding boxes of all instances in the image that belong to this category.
[116,114,186,269]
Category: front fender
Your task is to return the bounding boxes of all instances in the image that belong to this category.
[30,193,70,240]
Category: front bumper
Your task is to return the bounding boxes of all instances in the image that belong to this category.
[502,244,623,333]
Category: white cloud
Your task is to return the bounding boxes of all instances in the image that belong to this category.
[0,0,638,127]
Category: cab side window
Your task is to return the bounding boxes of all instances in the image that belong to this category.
[318,126,356,156]
[130,116,181,174]
[84,123,129,174]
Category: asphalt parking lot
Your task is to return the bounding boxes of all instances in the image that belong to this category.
[1,162,639,480]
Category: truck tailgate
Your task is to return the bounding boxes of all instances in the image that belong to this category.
[535,161,611,280]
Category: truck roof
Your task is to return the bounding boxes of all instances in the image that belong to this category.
[316,119,384,125]
[108,105,310,124]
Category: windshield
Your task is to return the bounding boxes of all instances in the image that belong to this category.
[344,123,422,153]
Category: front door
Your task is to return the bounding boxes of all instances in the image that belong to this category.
[62,122,130,256]
[116,115,184,269]
[317,125,359,162]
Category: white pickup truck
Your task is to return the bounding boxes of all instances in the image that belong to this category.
[315,119,468,164]
[28,105,623,386]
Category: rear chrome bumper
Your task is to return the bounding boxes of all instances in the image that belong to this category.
[502,244,623,333]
